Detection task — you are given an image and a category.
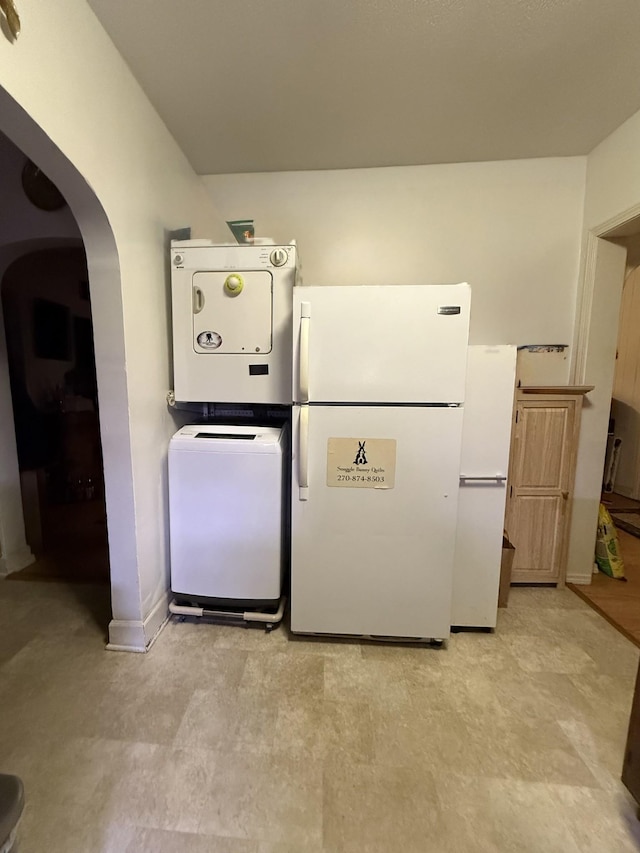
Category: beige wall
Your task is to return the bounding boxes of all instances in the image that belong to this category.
[0,0,228,648]
[205,157,587,365]
[584,109,640,229]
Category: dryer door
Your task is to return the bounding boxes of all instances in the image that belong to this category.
[192,270,273,355]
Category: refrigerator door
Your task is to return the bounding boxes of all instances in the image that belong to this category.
[293,284,471,404]
[291,404,463,639]
[452,345,516,628]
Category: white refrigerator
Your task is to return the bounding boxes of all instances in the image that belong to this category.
[290,283,471,641]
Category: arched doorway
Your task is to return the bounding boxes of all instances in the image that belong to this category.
[2,246,110,586]
[0,89,141,648]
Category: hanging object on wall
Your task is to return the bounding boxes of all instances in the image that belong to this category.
[226,220,254,244]
[21,159,67,211]
[516,344,569,387]
[0,0,20,40]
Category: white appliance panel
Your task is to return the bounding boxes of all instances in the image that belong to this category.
[171,242,297,404]
[169,425,284,602]
[291,404,463,639]
[293,284,471,404]
[192,270,272,355]
[452,345,516,628]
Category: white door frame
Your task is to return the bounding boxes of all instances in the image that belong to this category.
[571,202,640,382]
[566,206,640,582]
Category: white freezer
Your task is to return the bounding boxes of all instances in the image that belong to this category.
[290,404,464,639]
[168,424,285,604]
[293,284,471,405]
[452,346,517,628]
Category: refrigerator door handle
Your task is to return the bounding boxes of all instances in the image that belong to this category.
[459,474,507,483]
[299,405,309,501]
[299,301,311,403]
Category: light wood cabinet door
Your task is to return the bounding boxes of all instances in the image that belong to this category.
[506,396,581,583]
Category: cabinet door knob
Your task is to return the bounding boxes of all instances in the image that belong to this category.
[562,490,569,500]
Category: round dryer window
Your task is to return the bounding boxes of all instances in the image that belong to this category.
[196,331,222,349]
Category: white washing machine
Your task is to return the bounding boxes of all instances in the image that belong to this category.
[168,424,285,608]
[170,240,298,404]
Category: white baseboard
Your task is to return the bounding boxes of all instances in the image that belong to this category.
[0,545,35,577]
[105,641,147,653]
[107,590,170,653]
[143,590,170,648]
[566,572,592,585]
[107,619,146,652]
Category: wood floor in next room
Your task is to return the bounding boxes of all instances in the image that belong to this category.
[0,578,640,852]
[570,493,640,648]
[8,497,109,585]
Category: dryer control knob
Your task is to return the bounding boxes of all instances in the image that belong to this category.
[173,253,184,266]
[270,248,288,267]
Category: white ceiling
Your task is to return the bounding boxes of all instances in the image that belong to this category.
[88,0,640,175]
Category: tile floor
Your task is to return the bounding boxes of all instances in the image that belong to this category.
[1,579,640,852]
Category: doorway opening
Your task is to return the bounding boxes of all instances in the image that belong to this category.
[0,87,136,647]
[569,223,640,646]
[1,246,110,586]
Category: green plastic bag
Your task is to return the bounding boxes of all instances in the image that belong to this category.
[595,503,626,580]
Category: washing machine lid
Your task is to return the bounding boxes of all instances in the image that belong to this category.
[170,424,283,454]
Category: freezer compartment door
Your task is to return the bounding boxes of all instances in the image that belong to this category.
[293,284,471,404]
[291,405,463,639]
[452,345,516,628]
